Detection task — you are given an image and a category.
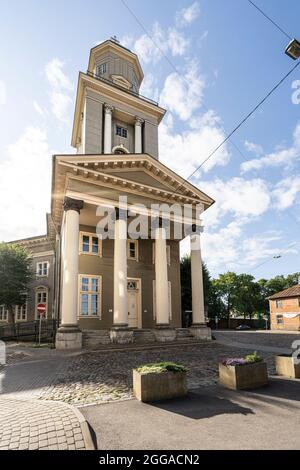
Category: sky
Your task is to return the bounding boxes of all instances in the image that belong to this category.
[0,0,299,280]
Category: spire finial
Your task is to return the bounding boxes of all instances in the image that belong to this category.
[111,35,120,44]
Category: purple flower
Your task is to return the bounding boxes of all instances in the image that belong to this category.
[221,358,248,366]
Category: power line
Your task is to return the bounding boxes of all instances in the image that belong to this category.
[171,60,300,196]
[247,0,292,40]
[246,239,300,275]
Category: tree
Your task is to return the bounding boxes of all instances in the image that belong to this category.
[234,274,262,320]
[0,243,33,324]
[180,255,213,324]
[212,272,240,327]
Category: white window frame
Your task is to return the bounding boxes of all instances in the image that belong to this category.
[36,261,49,277]
[276,314,284,325]
[152,243,171,266]
[96,63,106,76]
[35,289,48,319]
[276,300,283,308]
[15,303,27,322]
[0,306,8,322]
[127,240,139,261]
[78,274,102,319]
[116,125,128,138]
[152,281,172,321]
[79,232,102,256]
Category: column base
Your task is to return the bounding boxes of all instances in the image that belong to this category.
[55,326,82,350]
[154,325,176,343]
[110,326,134,344]
[189,324,212,341]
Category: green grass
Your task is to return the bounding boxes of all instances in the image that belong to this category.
[135,361,188,374]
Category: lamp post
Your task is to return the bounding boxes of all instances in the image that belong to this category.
[285,38,300,60]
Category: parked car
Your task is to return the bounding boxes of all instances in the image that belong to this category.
[236,325,251,330]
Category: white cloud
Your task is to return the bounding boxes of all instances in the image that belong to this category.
[159,113,230,179]
[45,58,73,91]
[199,177,271,228]
[33,100,46,117]
[0,80,6,105]
[176,2,200,28]
[241,123,300,173]
[50,92,72,124]
[272,175,300,210]
[139,73,159,102]
[0,127,52,242]
[45,58,73,123]
[133,23,189,64]
[244,140,263,156]
[160,62,205,121]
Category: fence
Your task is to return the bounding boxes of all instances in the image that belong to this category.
[0,320,57,343]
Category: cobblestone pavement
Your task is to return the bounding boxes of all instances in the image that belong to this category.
[42,342,277,406]
[214,331,300,351]
[0,397,94,450]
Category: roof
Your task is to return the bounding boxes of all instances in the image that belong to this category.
[268,284,300,300]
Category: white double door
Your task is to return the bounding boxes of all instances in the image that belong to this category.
[127,278,141,328]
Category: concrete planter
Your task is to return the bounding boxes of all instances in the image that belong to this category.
[133,369,187,402]
[219,362,268,390]
[276,354,300,379]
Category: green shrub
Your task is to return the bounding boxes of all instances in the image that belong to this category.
[135,362,187,374]
[244,351,263,363]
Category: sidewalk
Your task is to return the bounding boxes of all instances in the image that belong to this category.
[0,397,95,450]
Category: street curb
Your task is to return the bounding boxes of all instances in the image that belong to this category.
[52,400,96,450]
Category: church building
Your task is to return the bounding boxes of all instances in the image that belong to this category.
[3,39,214,349]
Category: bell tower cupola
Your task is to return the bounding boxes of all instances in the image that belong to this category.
[71,38,165,158]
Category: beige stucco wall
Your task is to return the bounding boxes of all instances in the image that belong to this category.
[270,297,300,331]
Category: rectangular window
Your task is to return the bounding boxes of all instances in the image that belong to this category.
[276,315,284,325]
[127,240,138,261]
[116,126,128,138]
[152,244,171,265]
[276,300,283,308]
[0,306,8,322]
[79,232,101,256]
[79,275,101,317]
[298,298,300,307]
[96,63,106,76]
[35,291,48,319]
[15,303,27,322]
[36,261,49,277]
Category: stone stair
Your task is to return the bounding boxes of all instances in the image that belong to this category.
[175,328,195,341]
[133,329,156,343]
[82,330,111,348]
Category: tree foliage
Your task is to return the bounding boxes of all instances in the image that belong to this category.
[0,243,33,323]
[180,256,300,324]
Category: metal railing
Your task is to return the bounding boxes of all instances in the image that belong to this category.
[86,71,159,106]
[0,319,57,344]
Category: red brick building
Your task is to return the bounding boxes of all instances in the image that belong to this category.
[269,284,300,331]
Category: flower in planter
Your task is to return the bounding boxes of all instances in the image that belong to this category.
[221,351,263,367]
[135,362,188,374]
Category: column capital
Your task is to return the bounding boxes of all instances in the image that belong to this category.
[135,116,144,126]
[63,197,84,214]
[104,103,114,114]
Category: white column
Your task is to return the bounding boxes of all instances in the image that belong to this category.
[104,104,113,154]
[113,210,128,326]
[135,117,144,153]
[155,226,169,325]
[60,198,83,327]
[190,232,206,325]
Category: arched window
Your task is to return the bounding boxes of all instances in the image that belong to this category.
[112,144,129,155]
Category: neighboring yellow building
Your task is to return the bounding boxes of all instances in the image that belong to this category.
[268,284,300,331]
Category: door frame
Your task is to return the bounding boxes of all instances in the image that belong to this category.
[127,277,142,329]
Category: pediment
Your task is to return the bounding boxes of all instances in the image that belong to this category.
[52,153,215,229]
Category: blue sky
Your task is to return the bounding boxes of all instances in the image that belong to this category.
[0,0,299,280]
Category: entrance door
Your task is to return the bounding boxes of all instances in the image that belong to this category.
[127,279,140,328]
